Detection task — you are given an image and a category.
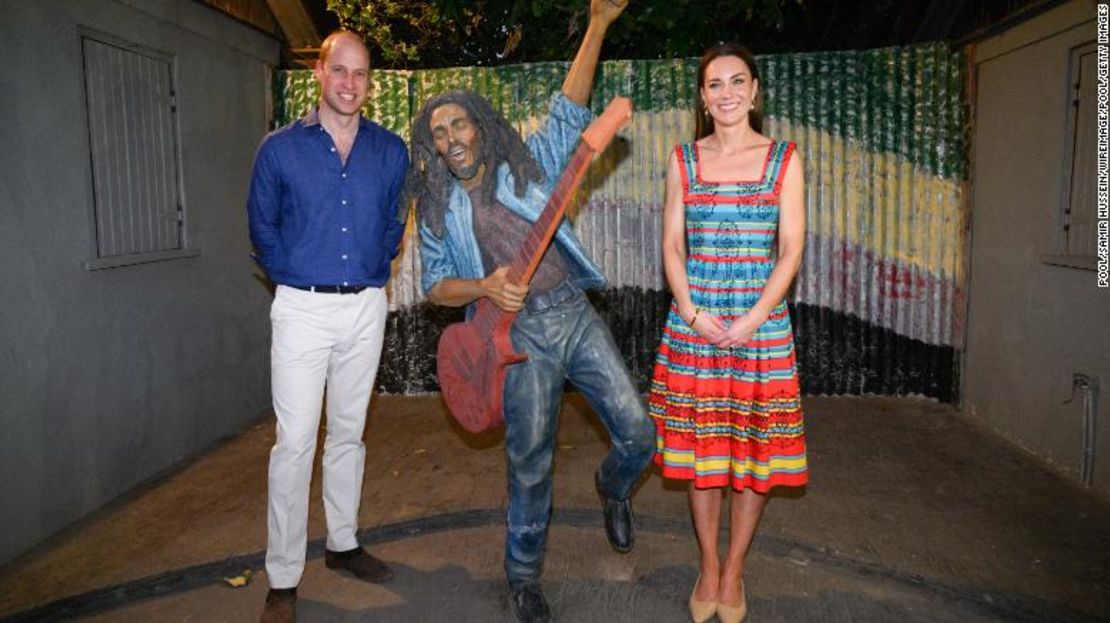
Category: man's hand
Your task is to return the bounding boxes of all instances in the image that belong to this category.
[481,266,530,312]
[591,0,629,28]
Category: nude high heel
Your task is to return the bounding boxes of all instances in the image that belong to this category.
[716,580,747,623]
[688,574,717,623]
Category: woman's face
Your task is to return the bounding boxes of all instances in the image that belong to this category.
[700,55,758,129]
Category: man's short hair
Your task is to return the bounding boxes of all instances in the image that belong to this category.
[318,30,369,64]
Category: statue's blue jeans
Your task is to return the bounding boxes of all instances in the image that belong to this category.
[500,280,656,586]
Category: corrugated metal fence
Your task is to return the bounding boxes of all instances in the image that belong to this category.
[274,43,967,400]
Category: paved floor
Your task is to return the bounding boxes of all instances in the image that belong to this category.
[1,395,1108,622]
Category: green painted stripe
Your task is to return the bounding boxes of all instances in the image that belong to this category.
[761,45,966,179]
[275,42,964,178]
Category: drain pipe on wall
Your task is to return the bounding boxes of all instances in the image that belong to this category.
[1066,374,1101,487]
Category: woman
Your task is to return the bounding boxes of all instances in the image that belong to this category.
[649,42,807,623]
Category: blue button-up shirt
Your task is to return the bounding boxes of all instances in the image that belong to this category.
[247,109,409,287]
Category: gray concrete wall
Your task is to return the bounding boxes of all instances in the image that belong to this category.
[0,0,279,563]
[965,0,1110,495]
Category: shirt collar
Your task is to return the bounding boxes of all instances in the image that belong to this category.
[301,107,321,128]
[301,107,373,131]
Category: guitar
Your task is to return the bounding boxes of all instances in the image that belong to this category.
[436,96,633,433]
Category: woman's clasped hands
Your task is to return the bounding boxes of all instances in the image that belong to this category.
[689,309,759,349]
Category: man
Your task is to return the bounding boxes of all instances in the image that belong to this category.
[407,2,653,621]
[247,30,408,623]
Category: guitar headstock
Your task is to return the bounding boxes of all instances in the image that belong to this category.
[581,96,633,153]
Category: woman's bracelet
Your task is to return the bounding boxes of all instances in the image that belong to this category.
[686,307,700,327]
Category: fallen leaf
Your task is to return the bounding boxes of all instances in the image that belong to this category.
[223,569,252,588]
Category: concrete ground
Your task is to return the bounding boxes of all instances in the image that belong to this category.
[1,395,1108,622]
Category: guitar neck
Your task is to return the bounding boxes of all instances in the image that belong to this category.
[468,97,631,332]
[468,144,594,333]
[507,145,594,285]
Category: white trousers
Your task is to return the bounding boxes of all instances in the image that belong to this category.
[265,285,388,589]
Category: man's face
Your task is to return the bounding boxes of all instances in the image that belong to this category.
[430,103,483,181]
[313,35,370,119]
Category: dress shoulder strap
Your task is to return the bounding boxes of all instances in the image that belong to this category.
[674,143,696,198]
[768,140,797,195]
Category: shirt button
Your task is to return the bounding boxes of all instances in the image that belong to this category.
[342,254,348,260]
[342,281,349,286]
[342,173,347,178]
[341,199,347,205]
[330,147,336,152]
[341,227,348,232]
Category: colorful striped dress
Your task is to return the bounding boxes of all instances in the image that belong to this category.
[649,140,807,492]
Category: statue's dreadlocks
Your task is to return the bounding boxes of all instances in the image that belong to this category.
[406,90,545,238]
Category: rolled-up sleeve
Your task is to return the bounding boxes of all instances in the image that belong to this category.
[418,221,458,295]
[525,92,593,191]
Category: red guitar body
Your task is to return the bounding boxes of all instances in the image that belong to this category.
[436,97,632,433]
[436,300,525,433]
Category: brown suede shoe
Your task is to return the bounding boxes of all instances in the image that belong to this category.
[259,587,296,623]
[324,547,393,583]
